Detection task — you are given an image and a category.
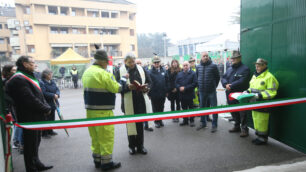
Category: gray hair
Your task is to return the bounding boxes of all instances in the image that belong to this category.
[124,52,136,61]
[41,69,52,79]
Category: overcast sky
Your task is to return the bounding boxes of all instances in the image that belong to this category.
[1,0,240,43]
[129,0,241,43]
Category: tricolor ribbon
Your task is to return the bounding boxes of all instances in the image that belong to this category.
[15,97,306,130]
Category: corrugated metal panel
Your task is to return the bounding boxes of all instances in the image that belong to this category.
[241,0,273,29]
[274,0,306,20]
[241,0,306,153]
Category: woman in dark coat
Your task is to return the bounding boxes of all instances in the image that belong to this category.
[166,60,181,122]
[40,69,60,138]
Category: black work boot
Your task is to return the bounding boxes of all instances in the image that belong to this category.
[92,154,101,168]
[101,161,121,171]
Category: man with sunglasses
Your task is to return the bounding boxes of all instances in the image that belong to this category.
[148,56,168,128]
[196,52,220,133]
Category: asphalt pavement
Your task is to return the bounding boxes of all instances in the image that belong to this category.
[12,88,305,172]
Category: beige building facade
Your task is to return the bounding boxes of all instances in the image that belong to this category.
[0,7,15,60]
[13,0,137,61]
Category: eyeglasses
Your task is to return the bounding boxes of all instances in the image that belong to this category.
[153,62,160,64]
[202,55,208,57]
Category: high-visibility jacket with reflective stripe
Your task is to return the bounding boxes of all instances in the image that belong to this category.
[248,69,279,99]
[82,65,121,110]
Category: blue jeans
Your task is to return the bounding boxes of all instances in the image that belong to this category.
[13,126,24,145]
[199,91,218,128]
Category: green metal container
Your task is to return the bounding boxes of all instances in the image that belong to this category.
[241,0,306,153]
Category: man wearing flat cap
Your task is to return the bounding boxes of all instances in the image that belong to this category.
[244,58,279,145]
[221,50,251,137]
[149,56,168,128]
[82,50,127,170]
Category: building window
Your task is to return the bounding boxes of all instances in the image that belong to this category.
[0,24,2,30]
[71,9,76,16]
[101,11,109,18]
[51,47,69,58]
[72,28,78,34]
[129,13,135,20]
[0,38,4,44]
[88,10,99,17]
[48,6,58,15]
[4,24,8,29]
[93,29,99,34]
[75,45,89,57]
[130,29,134,36]
[102,29,118,35]
[60,7,69,16]
[111,12,118,18]
[24,20,29,26]
[130,44,135,51]
[25,26,33,34]
[27,45,35,53]
[23,6,30,14]
[50,27,58,34]
[60,28,68,34]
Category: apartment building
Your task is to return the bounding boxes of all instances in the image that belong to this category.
[0,7,15,60]
[12,0,137,61]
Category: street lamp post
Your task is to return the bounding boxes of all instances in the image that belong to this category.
[163,32,167,63]
[100,30,104,50]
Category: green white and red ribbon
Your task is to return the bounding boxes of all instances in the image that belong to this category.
[15,97,306,130]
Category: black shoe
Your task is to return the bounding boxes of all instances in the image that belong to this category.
[229,118,235,122]
[129,147,136,155]
[211,126,217,133]
[179,122,188,126]
[228,127,241,133]
[42,135,51,139]
[196,124,207,131]
[190,121,195,127]
[155,123,161,128]
[144,127,154,132]
[18,145,24,154]
[36,164,53,171]
[101,161,121,171]
[137,147,147,155]
[207,118,212,122]
[172,118,179,123]
[49,131,58,136]
[252,138,267,145]
[160,121,164,127]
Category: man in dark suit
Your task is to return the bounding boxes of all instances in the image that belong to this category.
[221,51,251,137]
[148,56,168,128]
[175,61,197,127]
[6,56,53,172]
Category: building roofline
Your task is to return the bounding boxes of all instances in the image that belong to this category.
[81,0,134,5]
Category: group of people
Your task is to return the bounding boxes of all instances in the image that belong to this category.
[0,48,279,171]
[59,65,79,89]
[1,56,62,171]
[81,48,279,171]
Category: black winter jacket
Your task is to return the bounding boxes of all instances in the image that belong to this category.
[221,62,250,104]
[196,60,220,93]
[166,69,180,100]
[40,79,60,110]
[148,67,167,100]
[6,69,51,123]
[221,62,250,93]
[175,70,197,101]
